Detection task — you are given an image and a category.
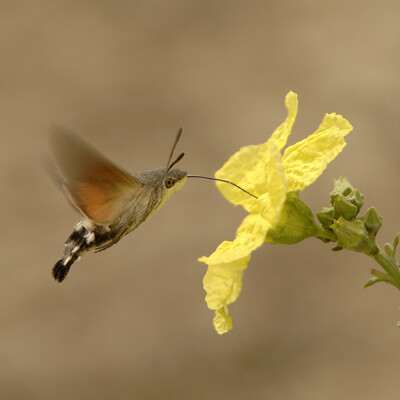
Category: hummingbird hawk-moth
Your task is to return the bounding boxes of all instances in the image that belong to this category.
[50,128,256,282]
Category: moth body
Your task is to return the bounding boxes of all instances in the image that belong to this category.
[50,130,187,282]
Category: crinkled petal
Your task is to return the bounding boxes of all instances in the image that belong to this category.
[251,141,288,223]
[283,113,353,192]
[269,91,298,150]
[201,256,248,311]
[214,91,297,211]
[200,142,288,334]
[215,143,268,210]
[200,214,270,265]
[200,214,269,316]
[213,307,232,335]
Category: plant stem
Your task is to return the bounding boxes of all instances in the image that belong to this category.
[315,226,337,242]
[369,248,400,291]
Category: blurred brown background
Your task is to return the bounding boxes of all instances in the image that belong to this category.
[1,1,399,399]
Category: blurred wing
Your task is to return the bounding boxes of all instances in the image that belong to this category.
[51,129,143,225]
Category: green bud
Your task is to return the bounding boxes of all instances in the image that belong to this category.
[265,192,319,245]
[333,194,358,220]
[317,207,334,230]
[393,234,399,252]
[331,217,370,252]
[382,233,399,258]
[347,189,364,212]
[330,177,354,206]
[361,207,382,236]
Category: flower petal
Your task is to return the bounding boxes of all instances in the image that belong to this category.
[200,142,288,334]
[215,143,268,209]
[255,141,288,224]
[269,91,298,150]
[201,256,248,311]
[213,307,233,335]
[283,113,353,192]
[214,91,297,210]
[200,214,270,317]
[200,214,270,265]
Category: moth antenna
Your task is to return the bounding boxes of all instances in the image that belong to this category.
[187,175,258,199]
[166,127,183,169]
[168,152,185,171]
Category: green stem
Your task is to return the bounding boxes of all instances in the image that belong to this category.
[369,248,400,291]
[314,226,337,242]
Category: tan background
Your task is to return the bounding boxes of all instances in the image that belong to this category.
[1,1,399,399]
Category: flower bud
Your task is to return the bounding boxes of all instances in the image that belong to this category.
[361,207,382,236]
[330,177,354,205]
[347,189,364,213]
[331,217,370,252]
[333,194,358,220]
[317,207,334,230]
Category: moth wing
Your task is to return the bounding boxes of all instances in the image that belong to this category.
[51,129,143,225]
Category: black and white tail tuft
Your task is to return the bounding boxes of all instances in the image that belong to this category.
[52,221,115,282]
[52,222,89,282]
[52,256,77,282]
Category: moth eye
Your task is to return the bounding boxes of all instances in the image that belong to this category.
[164,178,175,189]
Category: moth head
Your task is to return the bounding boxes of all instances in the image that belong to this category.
[164,168,187,191]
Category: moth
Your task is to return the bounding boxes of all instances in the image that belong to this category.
[50,128,256,282]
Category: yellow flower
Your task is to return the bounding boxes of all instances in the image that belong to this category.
[199,91,353,334]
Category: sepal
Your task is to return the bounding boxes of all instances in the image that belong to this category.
[265,192,319,244]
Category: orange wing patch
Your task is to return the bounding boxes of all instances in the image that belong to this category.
[51,129,143,225]
[65,174,142,226]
